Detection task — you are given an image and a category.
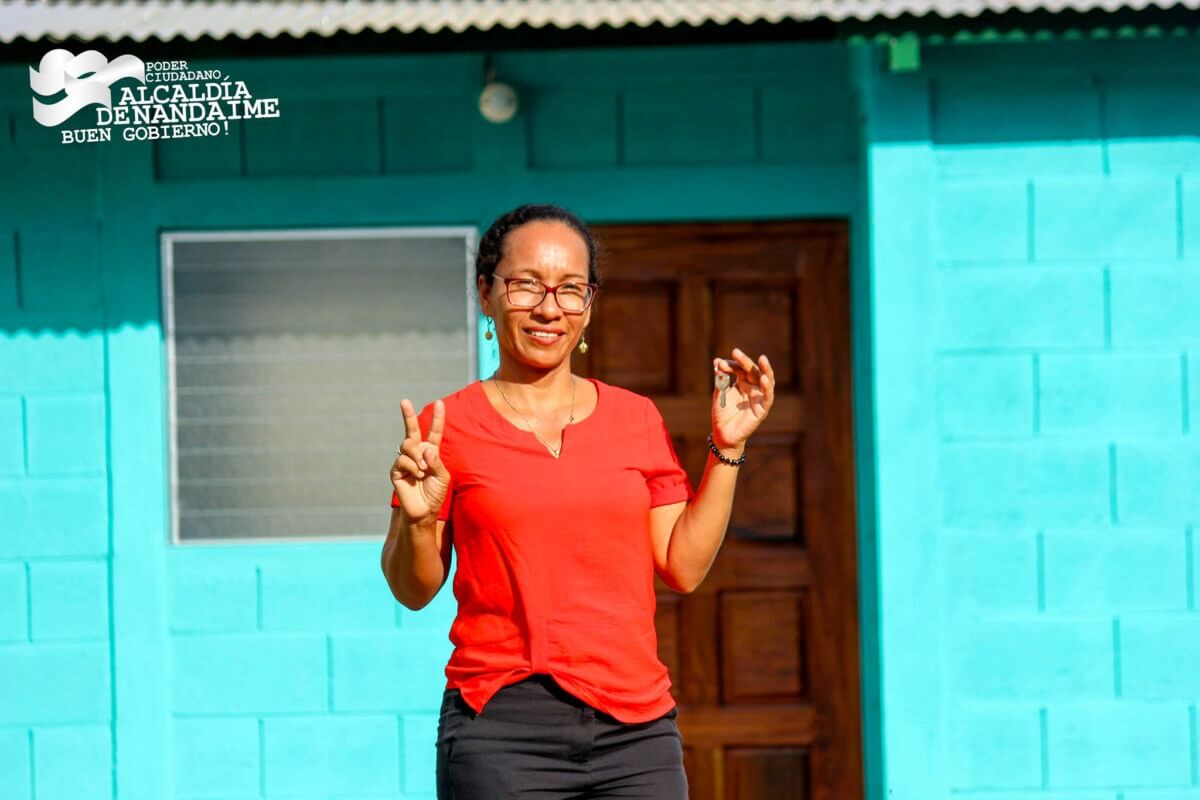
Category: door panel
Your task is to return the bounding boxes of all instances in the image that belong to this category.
[576,220,861,800]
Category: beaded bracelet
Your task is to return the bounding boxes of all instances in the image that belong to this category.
[707,433,746,466]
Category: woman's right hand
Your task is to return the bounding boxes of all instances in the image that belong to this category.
[391,398,451,524]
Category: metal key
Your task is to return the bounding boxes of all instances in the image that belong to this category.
[715,372,732,408]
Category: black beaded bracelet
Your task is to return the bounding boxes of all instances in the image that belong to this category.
[707,433,746,466]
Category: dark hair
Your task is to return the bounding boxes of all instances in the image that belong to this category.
[475,203,601,288]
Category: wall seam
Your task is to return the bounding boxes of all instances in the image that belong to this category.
[1039,707,1049,789]
[28,727,35,798]
[259,717,266,798]
[1190,704,1199,786]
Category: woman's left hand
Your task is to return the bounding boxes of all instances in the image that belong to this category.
[711,347,775,452]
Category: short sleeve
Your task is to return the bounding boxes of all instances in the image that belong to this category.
[643,398,695,507]
[389,400,453,523]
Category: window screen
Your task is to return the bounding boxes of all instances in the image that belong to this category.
[162,228,475,543]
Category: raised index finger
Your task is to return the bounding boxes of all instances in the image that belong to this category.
[400,398,422,442]
[426,399,446,447]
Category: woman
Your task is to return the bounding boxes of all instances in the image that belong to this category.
[381,203,774,799]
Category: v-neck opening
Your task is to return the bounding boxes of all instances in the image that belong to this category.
[471,377,603,458]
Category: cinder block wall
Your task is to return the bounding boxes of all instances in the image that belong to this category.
[165,547,456,797]
[0,147,115,796]
[0,41,866,799]
[860,37,1200,799]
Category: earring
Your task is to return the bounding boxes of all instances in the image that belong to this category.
[577,330,589,354]
[484,317,494,341]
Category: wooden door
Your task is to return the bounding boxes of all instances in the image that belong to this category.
[575,220,861,800]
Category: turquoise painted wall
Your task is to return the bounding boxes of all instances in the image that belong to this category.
[0,42,874,798]
[858,37,1200,800]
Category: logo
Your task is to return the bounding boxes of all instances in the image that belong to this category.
[29,49,280,145]
[31,49,146,127]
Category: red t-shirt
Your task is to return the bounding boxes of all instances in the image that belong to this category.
[390,377,694,723]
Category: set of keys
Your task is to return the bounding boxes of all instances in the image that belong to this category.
[715,371,733,408]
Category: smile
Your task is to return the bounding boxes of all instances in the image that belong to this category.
[525,329,565,343]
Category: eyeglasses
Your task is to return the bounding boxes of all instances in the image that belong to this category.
[492,273,598,314]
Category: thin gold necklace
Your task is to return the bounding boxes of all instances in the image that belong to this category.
[490,374,577,458]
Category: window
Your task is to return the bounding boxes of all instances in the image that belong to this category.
[161,228,476,543]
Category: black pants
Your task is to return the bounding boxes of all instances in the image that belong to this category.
[436,674,689,799]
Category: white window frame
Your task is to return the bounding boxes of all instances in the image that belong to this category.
[160,226,478,546]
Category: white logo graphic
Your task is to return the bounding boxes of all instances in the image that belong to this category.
[28,49,280,145]
[30,48,145,127]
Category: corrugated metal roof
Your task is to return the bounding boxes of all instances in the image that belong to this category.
[3,0,1197,44]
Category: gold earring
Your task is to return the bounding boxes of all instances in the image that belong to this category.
[484,318,494,341]
[577,331,589,354]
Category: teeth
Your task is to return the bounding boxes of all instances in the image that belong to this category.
[530,331,559,339]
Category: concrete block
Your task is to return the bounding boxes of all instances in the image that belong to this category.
[948,619,1112,700]
[1117,443,1200,522]
[32,724,112,799]
[167,552,257,633]
[1043,529,1187,612]
[947,704,1042,789]
[1047,703,1191,787]
[0,727,30,799]
[936,354,1034,437]
[0,481,108,558]
[29,560,109,640]
[171,633,327,714]
[1034,176,1177,261]
[263,715,398,796]
[1122,616,1200,698]
[1039,353,1182,435]
[941,531,1038,611]
[260,554,395,631]
[1110,268,1200,346]
[0,395,23,475]
[941,443,1110,525]
[0,330,105,393]
[0,562,27,641]
[933,179,1029,262]
[936,269,1104,349]
[0,642,110,725]
[24,394,106,476]
[172,717,259,797]
[331,631,453,712]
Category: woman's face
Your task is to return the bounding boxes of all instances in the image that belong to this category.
[478,220,593,373]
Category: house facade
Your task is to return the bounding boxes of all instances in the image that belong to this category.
[1,3,1198,798]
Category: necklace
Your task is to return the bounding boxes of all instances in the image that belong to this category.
[491,374,577,458]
